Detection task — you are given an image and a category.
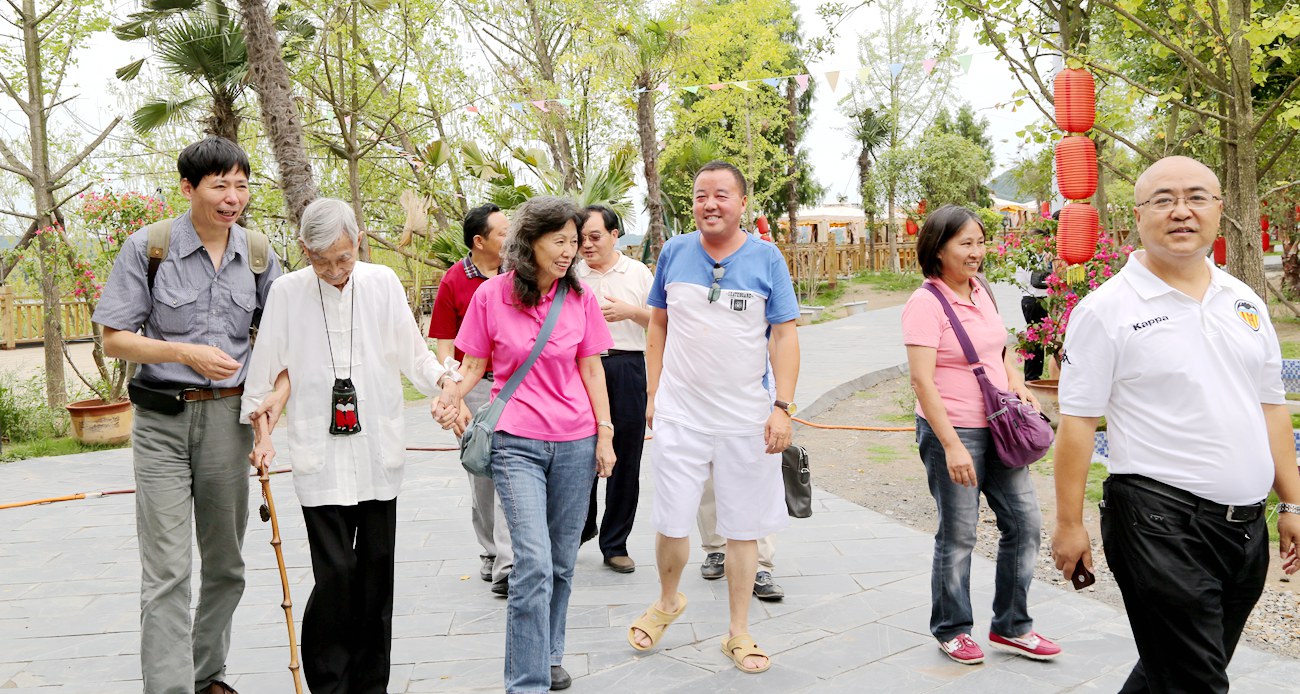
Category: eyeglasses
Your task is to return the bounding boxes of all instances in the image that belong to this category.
[708,263,725,303]
[1135,193,1222,212]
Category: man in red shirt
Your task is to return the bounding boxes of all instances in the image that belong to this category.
[429,203,513,595]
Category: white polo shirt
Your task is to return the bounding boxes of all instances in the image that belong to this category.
[577,253,653,351]
[1059,251,1285,505]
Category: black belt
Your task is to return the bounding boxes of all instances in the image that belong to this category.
[1109,474,1265,523]
[602,349,644,357]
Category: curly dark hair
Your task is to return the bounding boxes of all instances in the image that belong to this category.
[503,196,586,307]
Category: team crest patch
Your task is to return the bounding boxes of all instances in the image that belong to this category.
[1235,300,1261,331]
[731,297,748,311]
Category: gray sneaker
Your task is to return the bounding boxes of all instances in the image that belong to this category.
[753,571,784,601]
[701,552,725,580]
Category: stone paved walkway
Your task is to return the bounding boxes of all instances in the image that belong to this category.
[4,284,1298,692]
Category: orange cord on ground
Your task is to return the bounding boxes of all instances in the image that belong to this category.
[792,416,914,432]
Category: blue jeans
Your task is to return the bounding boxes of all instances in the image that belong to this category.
[491,431,596,693]
[916,417,1041,641]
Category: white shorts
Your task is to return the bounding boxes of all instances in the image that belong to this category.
[650,419,788,541]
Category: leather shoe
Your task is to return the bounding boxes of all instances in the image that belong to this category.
[202,682,238,694]
[550,665,572,690]
[753,570,784,601]
[604,555,636,573]
[491,575,509,597]
[479,556,494,582]
[701,552,725,580]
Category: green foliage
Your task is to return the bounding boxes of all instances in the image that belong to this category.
[0,437,124,463]
[0,372,69,445]
[912,132,993,208]
[851,270,923,292]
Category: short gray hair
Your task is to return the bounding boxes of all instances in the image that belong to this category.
[298,198,360,252]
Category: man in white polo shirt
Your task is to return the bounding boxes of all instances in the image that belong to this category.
[577,204,653,573]
[1052,156,1300,693]
[626,160,800,674]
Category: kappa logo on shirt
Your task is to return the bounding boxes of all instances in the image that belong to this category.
[1235,300,1261,331]
[1131,315,1169,332]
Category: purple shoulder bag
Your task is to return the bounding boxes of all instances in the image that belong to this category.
[922,281,1053,469]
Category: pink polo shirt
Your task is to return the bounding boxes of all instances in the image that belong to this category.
[455,272,614,441]
[901,278,1009,428]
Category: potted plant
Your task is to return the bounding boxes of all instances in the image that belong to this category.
[987,225,1133,425]
[59,192,174,444]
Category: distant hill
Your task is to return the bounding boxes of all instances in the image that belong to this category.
[988,169,1033,203]
[620,233,643,249]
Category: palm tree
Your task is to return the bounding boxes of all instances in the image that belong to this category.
[846,103,888,259]
[115,1,248,141]
[236,0,318,225]
[611,16,687,259]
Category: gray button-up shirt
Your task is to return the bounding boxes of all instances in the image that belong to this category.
[92,211,283,387]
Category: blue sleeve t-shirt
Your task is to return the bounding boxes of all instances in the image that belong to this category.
[650,232,799,435]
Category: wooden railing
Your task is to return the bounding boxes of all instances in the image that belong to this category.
[779,239,918,286]
[0,286,96,349]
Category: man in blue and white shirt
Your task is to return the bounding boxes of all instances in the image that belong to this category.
[627,160,800,674]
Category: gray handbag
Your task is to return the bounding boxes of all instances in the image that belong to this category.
[781,444,812,518]
[460,283,568,477]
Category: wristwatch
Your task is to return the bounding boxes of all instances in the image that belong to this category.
[1278,502,1300,515]
[774,400,797,416]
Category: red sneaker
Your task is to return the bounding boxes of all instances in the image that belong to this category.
[938,633,984,665]
[988,631,1061,660]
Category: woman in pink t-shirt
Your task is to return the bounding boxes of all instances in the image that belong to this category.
[901,205,1061,667]
[435,196,615,693]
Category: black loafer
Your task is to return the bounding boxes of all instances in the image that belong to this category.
[701,552,725,580]
[753,570,785,601]
[491,575,509,597]
[550,665,571,690]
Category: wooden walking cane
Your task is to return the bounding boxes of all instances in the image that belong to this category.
[253,414,304,694]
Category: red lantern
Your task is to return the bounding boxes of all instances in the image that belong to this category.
[1263,232,1271,252]
[1261,215,1270,232]
[918,199,928,215]
[1294,204,1299,223]
[1053,68,1096,133]
[1055,136,1098,200]
[905,218,919,236]
[1213,237,1227,265]
[1057,203,1100,265]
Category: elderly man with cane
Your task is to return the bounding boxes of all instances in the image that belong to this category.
[242,198,454,694]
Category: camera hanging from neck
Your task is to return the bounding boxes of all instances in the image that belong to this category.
[320,278,361,436]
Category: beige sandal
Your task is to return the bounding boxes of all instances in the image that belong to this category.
[721,633,771,674]
[627,592,688,651]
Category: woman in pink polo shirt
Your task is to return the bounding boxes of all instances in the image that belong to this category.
[901,205,1060,667]
[435,196,616,693]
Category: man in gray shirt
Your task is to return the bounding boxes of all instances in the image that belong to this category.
[93,136,283,694]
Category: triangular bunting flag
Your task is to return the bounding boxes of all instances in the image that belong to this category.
[733,81,752,91]
[557,98,574,107]
[795,74,809,89]
[633,87,646,95]
[466,105,479,113]
[657,84,670,92]
[956,54,973,74]
[922,58,937,74]
[762,77,781,87]
[532,100,550,112]
[825,70,840,92]
[888,63,903,78]
[707,83,726,91]
[683,85,701,94]
[510,103,525,111]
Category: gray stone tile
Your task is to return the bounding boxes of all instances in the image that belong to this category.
[779,623,933,680]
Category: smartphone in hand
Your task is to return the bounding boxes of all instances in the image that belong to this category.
[1070,559,1096,590]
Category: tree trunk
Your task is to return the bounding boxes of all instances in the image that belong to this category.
[783,79,799,245]
[524,0,577,190]
[346,152,372,261]
[21,0,65,408]
[635,74,667,259]
[887,185,900,272]
[208,91,241,143]
[1223,0,1264,296]
[1094,136,1108,232]
[238,0,317,225]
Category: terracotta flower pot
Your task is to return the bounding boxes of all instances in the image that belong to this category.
[1025,379,1060,429]
[66,398,133,446]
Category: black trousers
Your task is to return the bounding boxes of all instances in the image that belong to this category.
[301,498,397,694]
[1020,296,1049,381]
[1101,476,1268,694]
[583,352,647,558]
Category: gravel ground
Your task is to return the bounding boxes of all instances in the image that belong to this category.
[799,376,1300,658]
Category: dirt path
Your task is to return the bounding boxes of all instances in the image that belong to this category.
[797,375,1300,658]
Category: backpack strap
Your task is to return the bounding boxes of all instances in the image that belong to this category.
[145,219,173,292]
[246,229,270,274]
